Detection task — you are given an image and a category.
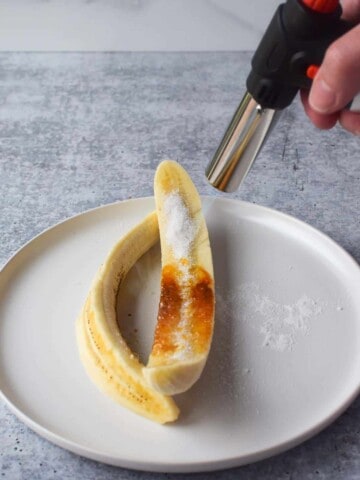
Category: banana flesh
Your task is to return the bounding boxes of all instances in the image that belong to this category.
[144,160,215,395]
[76,212,179,424]
[76,160,215,422]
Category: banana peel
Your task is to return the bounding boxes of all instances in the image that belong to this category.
[76,212,179,424]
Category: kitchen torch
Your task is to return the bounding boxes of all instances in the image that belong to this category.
[206,0,360,192]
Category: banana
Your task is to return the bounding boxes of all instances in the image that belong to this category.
[76,161,214,422]
[143,160,215,395]
[76,211,179,424]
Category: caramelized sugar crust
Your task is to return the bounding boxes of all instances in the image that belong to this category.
[151,264,214,362]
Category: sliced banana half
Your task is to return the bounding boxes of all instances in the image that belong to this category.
[143,160,215,395]
[76,211,179,424]
[76,160,215,422]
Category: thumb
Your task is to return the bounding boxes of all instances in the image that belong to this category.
[309,24,360,114]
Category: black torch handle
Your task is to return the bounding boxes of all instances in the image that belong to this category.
[246,0,354,110]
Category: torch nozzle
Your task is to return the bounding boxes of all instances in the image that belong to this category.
[205,92,281,192]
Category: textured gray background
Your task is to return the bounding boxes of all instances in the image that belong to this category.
[0,52,359,479]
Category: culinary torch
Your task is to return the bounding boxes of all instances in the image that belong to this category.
[206,0,360,192]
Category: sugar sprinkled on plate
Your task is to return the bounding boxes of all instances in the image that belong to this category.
[217,282,325,352]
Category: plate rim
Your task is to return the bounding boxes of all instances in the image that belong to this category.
[1,196,360,473]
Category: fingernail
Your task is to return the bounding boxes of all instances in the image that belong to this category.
[309,79,337,113]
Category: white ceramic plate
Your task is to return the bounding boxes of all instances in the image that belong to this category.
[1,197,360,473]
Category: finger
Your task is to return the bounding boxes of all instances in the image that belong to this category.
[300,90,339,129]
[308,24,360,114]
[341,0,360,22]
[338,110,360,135]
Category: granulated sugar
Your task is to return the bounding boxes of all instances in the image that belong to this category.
[163,191,197,260]
[217,282,325,352]
[162,191,199,359]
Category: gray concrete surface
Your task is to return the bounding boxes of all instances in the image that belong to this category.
[0,52,359,479]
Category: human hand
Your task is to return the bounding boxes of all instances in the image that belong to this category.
[300,0,360,135]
